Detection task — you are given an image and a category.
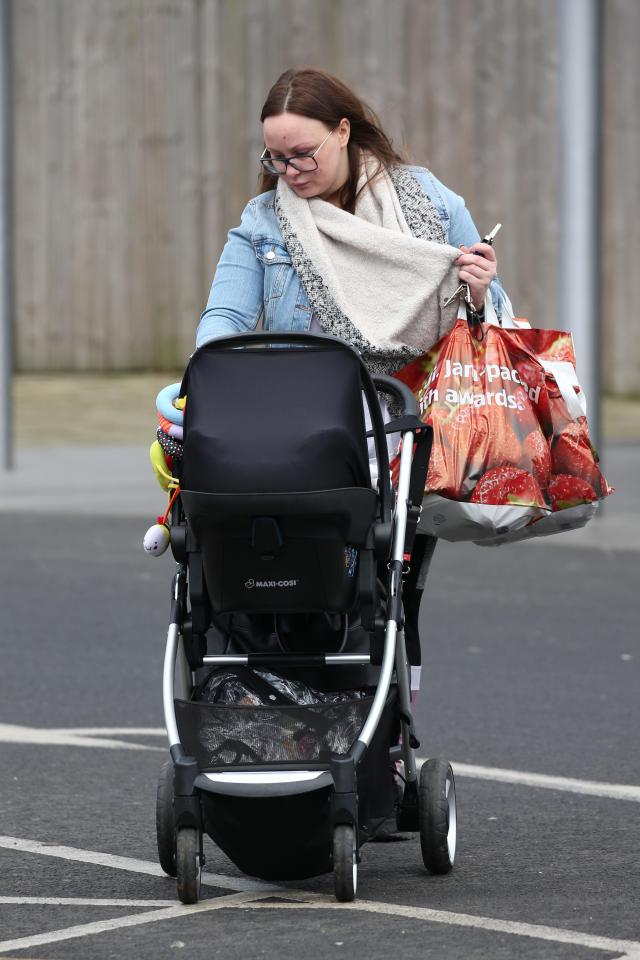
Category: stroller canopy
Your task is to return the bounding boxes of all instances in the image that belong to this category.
[181,340,372,494]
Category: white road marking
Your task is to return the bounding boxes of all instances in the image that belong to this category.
[0,724,164,753]
[46,727,166,737]
[0,836,278,894]
[3,724,640,802]
[0,892,275,955]
[0,897,177,907]
[244,894,640,958]
[441,760,640,803]
[1,841,639,960]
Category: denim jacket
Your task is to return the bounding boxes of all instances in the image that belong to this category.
[196,166,505,348]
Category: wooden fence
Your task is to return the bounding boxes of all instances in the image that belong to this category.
[11,0,640,393]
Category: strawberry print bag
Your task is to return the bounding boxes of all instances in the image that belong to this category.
[391,301,612,544]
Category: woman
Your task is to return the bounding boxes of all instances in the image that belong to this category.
[196,67,506,695]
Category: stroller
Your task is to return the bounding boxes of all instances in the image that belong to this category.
[156,331,457,903]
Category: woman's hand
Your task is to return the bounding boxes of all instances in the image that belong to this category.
[456,243,497,311]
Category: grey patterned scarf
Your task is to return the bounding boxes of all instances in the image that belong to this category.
[275,160,461,380]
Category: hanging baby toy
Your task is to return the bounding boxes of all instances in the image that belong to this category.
[143,383,185,557]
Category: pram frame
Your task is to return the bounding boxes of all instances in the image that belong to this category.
[160,332,426,898]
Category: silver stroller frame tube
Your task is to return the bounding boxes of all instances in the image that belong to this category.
[163,570,192,750]
[163,622,181,749]
[356,429,414,751]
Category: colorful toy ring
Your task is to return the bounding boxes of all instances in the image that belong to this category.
[157,413,183,440]
[156,383,184,426]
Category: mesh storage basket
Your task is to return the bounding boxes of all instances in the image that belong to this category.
[174,697,373,768]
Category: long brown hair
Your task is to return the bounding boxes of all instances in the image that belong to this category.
[259,68,406,213]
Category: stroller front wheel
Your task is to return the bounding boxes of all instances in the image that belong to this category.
[176,827,202,904]
[419,758,457,874]
[333,824,358,902]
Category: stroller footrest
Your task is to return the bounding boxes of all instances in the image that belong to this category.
[194,769,333,798]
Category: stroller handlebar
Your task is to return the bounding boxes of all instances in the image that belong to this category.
[370,375,418,418]
[192,329,359,353]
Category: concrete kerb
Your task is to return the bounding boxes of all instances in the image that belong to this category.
[2,375,639,547]
[1,440,638,551]
[0,444,161,518]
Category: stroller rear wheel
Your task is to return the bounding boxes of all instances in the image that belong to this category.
[176,827,202,904]
[333,824,358,902]
[156,759,176,877]
[419,758,457,874]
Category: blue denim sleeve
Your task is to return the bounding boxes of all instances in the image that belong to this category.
[196,201,264,347]
[417,169,507,317]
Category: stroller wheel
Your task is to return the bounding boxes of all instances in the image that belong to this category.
[333,824,358,902]
[156,759,176,877]
[419,758,457,874]
[176,827,202,904]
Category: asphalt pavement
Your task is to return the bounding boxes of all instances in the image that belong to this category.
[0,436,639,959]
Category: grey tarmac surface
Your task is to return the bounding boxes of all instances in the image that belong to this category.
[0,441,639,959]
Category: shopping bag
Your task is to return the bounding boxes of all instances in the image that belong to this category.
[391,300,612,544]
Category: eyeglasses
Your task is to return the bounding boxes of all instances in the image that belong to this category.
[259,126,337,176]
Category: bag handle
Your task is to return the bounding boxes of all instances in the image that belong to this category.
[540,359,587,420]
[484,292,530,329]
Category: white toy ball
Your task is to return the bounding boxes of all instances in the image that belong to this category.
[143,523,170,557]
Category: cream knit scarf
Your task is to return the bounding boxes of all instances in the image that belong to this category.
[274,157,461,375]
